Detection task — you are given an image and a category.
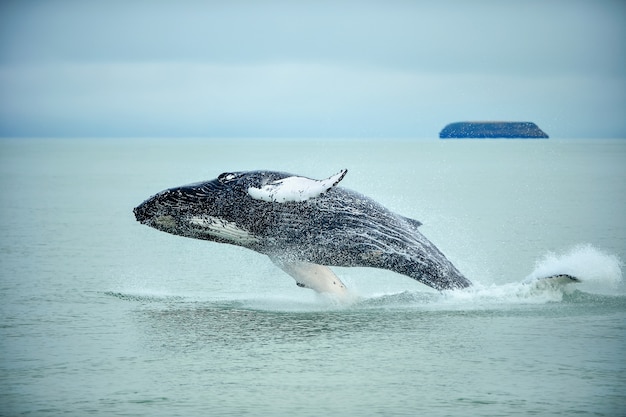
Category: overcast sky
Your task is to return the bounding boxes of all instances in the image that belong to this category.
[0,0,624,138]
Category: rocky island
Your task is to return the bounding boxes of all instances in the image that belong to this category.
[439,122,549,139]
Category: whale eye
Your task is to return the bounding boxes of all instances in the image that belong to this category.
[218,172,238,183]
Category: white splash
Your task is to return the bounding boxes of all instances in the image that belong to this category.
[351,244,624,309]
[247,169,347,203]
[524,243,623,293]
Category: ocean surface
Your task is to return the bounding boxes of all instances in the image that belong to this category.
[1,137,625,416]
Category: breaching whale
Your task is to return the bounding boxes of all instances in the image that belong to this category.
[133,169,473,296]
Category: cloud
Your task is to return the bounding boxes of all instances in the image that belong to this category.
[2,61,622,138]
[0,0,625,137]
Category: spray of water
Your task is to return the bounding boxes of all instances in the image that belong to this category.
[524,244,622,293]
[361,244,624,309]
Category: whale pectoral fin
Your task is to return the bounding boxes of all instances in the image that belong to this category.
[269,258,349,296]
[247,169,347,203]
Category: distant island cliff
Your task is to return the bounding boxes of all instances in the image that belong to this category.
[439,122,549,139]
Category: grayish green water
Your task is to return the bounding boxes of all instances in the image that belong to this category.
[1,138,625,416]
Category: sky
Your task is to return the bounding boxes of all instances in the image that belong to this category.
[0,0,624,138]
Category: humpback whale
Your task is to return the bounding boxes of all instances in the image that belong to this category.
[133,169,472,296]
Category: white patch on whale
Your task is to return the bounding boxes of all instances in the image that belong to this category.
[270,257,349,297]
[247,169,347,203]
[189,216,260,244]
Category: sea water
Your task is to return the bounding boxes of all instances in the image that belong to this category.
[0,138,624,416]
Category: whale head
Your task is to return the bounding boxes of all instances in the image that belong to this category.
[133,169,347,246]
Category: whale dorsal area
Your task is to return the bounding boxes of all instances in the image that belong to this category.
[247,169,347,203]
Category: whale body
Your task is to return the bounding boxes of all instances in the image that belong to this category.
[133,169,472,295]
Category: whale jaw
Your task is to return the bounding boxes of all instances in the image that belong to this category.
[134,203,259,246]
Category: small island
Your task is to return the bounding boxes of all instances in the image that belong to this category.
[439,121,549,139]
